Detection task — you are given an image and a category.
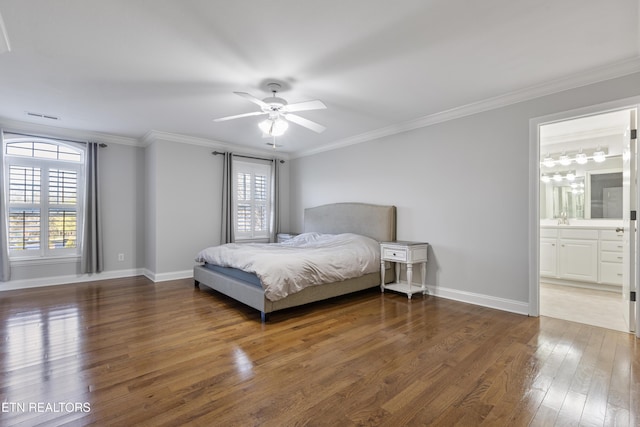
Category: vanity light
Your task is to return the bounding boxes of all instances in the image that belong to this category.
[593,149,606,163]
[552,173,563,182]
[541,174,551,183]
[575,151,588,165]
[570,183,578,188]
[566,172,575,181]
[559,154,572,166]
[542,155,555,168]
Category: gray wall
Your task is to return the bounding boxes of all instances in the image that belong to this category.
[145,138,220,279]
[289,72,640,311]
[143,136,291,280]
[100,143,146,271]
[0,125,291,289]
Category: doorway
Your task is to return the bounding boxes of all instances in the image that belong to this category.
[534,106,638,333]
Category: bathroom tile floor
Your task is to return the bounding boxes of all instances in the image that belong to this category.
[540,282,628,332]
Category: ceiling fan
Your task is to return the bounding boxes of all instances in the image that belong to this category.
[0,8,11,54]
[214,83,327,136]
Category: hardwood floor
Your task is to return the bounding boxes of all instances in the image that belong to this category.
[0,277,638,426]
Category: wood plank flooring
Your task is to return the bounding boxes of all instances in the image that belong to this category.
[0,276,638,426]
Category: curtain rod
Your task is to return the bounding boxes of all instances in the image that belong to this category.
[212,151,284,163]
[3,131,107,147]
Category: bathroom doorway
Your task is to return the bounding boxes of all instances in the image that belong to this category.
[537,107,637,333]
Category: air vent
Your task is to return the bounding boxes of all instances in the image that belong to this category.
[265,142,282,148]
[26,111,60,120]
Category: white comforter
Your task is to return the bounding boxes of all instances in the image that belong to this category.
[195,232,380,301]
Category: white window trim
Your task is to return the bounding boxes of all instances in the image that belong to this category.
[232,159,273,242]
[3,136,86,260]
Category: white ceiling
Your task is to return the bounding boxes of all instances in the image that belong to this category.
[0,0,639,156]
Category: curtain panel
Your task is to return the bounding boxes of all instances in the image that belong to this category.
[0,130,10,281]
[220,152,234,244]
[80,142,103,274]
[269,157,281,243]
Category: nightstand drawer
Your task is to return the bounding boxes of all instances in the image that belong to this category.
[382,247,408,262]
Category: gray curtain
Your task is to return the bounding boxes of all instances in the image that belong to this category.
[220,152,234,244]
[269,158,281,243]
[81,142,103,274]
[0,130,10,281]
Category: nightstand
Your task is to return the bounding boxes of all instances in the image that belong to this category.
[380,241,429,299]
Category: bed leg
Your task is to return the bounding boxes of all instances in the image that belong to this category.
[260,312,268,323]
[194,280,200,288]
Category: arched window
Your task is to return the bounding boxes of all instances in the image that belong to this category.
[3,136,85,258]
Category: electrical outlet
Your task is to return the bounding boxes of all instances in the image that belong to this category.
[118,253,124,262]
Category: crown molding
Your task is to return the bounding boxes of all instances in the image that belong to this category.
[142,130,291,160]
[141,130,227,148]
[291,56,640,159]
[0,116,139,146]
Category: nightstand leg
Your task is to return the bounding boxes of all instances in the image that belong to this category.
[421,262,427,295]
[407,263,413,299]
[380,260,385,292]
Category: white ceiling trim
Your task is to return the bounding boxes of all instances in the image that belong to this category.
[142,130,291,160]
[0,116,138,146]
[291,56,640,159]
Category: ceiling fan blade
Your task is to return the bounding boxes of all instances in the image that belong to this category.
[213,111,266,122]
[234,92,269,109]
[0,9,11,54]
[282,99,326,113]
[283,113,326,133]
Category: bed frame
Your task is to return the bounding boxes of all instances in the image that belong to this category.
[193,202,397,321]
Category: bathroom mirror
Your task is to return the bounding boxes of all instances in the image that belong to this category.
[551,177,585,219]
[588,171,623,219]
[540,153,623,220]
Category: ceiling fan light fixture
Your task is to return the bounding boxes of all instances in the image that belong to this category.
[259,117,288,136]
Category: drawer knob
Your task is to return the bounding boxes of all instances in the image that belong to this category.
[392,253,396,256]
[616,227,624,233]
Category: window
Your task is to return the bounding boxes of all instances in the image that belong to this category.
[3,137,84,258]
[233,159,272,240]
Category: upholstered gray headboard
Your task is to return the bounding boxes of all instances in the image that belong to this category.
[303,202,396,242]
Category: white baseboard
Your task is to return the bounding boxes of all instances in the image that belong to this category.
[0,268,146,291]
[143,269,193,283]
[2,270,528,316]
[426,284,529,316]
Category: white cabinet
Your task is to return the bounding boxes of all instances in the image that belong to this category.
[540,226,623,288]
[599,230,623,285]
[540,238,558,277]
[558,238,598,282]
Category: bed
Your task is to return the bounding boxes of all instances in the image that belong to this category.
[193,202,396,321]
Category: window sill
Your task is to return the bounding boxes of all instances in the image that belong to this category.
[235,238,270,244]
[10,255,81,267]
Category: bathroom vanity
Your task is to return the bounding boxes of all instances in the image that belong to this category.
[540,224,623,290]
